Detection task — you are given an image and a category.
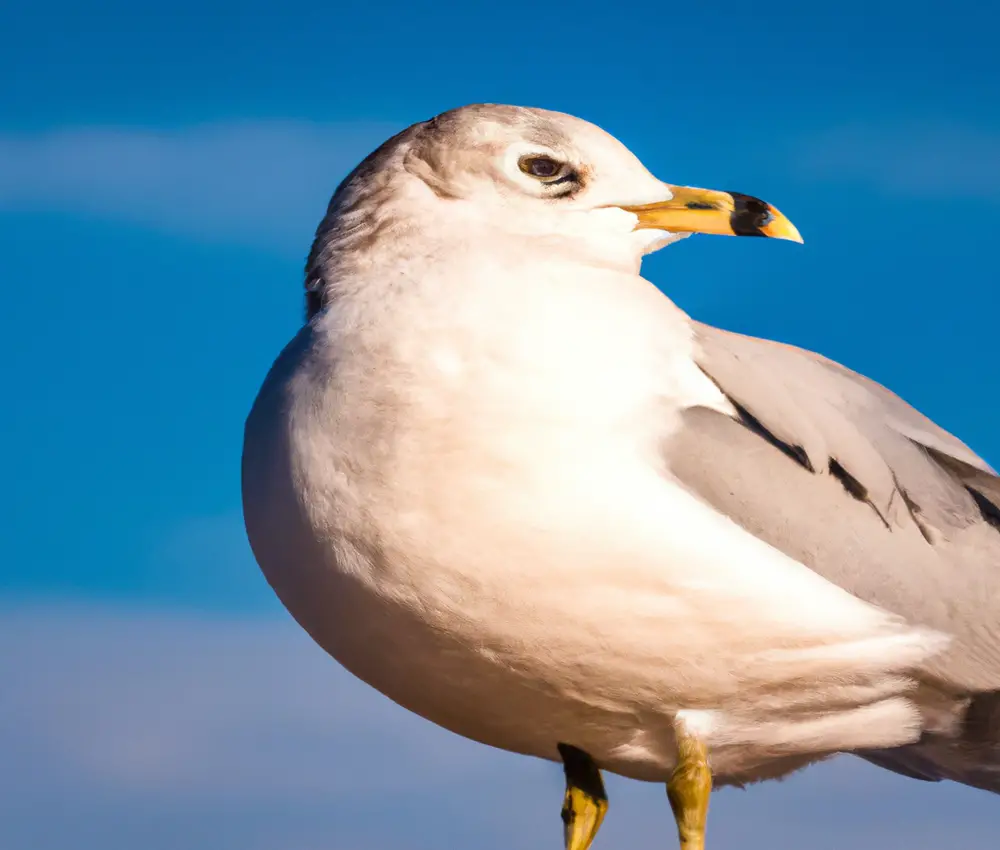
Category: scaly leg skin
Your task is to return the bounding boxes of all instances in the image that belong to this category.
[557,742,608,850]
[666,718,713,850]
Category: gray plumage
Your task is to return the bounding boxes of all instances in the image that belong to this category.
[669,322,1000,793]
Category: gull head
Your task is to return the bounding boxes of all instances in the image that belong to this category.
[306,104,801,316]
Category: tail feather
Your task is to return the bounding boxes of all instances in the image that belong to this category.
[859,691,1000,795]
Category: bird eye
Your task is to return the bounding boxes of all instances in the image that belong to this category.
[518,155,569,182]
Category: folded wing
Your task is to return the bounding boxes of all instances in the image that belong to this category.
[665,321,1000,793]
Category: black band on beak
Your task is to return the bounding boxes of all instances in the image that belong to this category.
[727,192,775,238]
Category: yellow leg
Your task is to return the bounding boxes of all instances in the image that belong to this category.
[666,722,713,850]
[558,743,608,850]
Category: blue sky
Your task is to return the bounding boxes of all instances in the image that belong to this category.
[1,2,998,848]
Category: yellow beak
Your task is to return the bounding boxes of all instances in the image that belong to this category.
[622,186,803,243]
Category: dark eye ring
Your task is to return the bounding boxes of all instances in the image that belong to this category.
[518,155,568,182]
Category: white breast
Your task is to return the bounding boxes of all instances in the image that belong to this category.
[242,258,942,785]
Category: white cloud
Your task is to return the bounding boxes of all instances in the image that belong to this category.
[796,123,1000,198]
[0,121,400,250]
[4,119,997,257]
[0,603,996,850]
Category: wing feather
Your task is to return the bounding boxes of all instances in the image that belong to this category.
[666,321,1000,793]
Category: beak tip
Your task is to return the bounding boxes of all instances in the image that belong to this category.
[762,214,803,245]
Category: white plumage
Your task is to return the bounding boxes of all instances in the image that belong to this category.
[241,104,1000,799]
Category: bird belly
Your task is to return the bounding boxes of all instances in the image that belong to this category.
[244,426,932,785]
[241,321,940,786]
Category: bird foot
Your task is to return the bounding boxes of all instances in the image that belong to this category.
[558,742,608,850]
[667,717,713,850]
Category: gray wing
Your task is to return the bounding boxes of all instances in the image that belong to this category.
[667,321,1000,793]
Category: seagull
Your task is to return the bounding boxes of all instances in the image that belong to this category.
[241,104,1000,850]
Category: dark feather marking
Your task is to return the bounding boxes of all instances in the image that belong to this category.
[828,458,868,500]
[692,364,815,472]
[897,483,936,544]
[733,400,814,472]
[964,692,1000,742]
[305,288,324,320]
[967,487,1000,531]
[858,751,940,782]
[828,458,892,530]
